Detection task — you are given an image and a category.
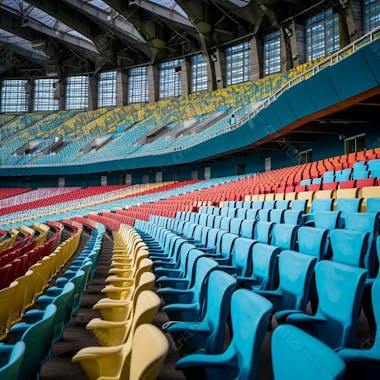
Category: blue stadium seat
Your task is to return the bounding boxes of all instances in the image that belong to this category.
[10,304,57,380]
[291,199,308,213]
[236,208,248,219]
[246,208,258,220]
[270,209,285,224]
[298,226,329,259]
[176,289,272,380]
[240,219,256,239]
[283,210,303,226]
[258,208,271,222]
[281,261,367,349]
[338,278,380,365]
[275,200,290,210]
[263,200,276,209]
[164,270,236,355]
[300,179,312,186]
[219,237,256,277]
[254,221,274,244]
[331,229,370,268]
[256,250,316,314]
[314,211,342,230]
[0,342,26,380]
[323,171,335,183]
[161,257,219,321]
[367,198,380,213]
[271,223,298,250]
[242,201,252,208]
[211,232,238,264]
[336,198,362,221]
[252,200,263,209]
[219,216,232,232]
[230,218,244,235]
[272,325,346,380]
[237,243,279,291]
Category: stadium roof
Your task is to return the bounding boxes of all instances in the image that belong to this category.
[0,0,329,78]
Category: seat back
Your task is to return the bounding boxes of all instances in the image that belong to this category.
[215,233,237,262]
[310,198,334,213]
[367,198,380,213]
[271,224,297,250]
[231,237,255,276]
[220,217,232,232]
[0,341,26,380]
[275,200,290,210]
[258,209,270,222]
[203,271,236,354]
[246,209,258,220]
[51,282,76,341]
[283,210,303,225]
[251,243,279,290]
[236,208,248,219]
[291,199,307,213]
[119,290,162,378]
[252,201,263,209]
[191,257,219,305]
[15,304,57,380]
[254,222,274,244]
[276,251,317,311]
[314,261,367,348]
[314,211,342,230]
[270,209,284,224]
[230,290,272,380]
[336,198,362,219]
[240,220,256,239]
[129,324,169,380]
[272,325,345,380]
[298,226,329,259]
[230,218,243,235]
[331,229,369,268]
[213,216,223,229]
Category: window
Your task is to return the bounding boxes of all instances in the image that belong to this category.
[34,79,59,112]
[159,59,182,99]
[225,41,251,85]
[363,0,380,33]
[98,71,116,108]
[191,54,208,92]
[306,8,340,61]
[1,79,28,113]
[65,75,88,110]
[299,149,313,164]
[263,31,281,75]
[128,66,148,103]
[345,133,366,153]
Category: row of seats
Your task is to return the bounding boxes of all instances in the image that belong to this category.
[0,221,82,343]
[73,224,169,380]
[0,222,105,380]
[136,212,380,379]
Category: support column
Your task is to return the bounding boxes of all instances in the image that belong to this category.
[88,74,98,110]
[214,48,225,89]
[340,0,362,44]
[288,20,306,66]
[206,53,216,92]
[25,80,35,113]
[280,28,292,72]
[54,80,66,111]
[181,58,191,96]
[250,35,263,82]
[116,70,128,106]
[148,64,159,103]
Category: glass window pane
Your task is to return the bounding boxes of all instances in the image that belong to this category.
[191,54,208,93]
[98,71,116,108]
[1,80,28,113]
[65,75,88,110]
[128,66,148,104]
[263,31,281,75]
[306,8,340,61]
[226,41,251,85]
[363,0,380,33]
[34,79,59,112]
[159,59,182,99]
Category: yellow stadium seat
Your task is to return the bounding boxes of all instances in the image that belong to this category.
[265,193,275,201]
[285,192,297,201]
[336,188,358,199]
[0,282,19,340]
[314,190,335,200]
[274,193,285,201]
[360,186,380,211]
[73,291,162,379]
[258,194,265,201]
[94,272,156,322]
[297,191,315,212]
